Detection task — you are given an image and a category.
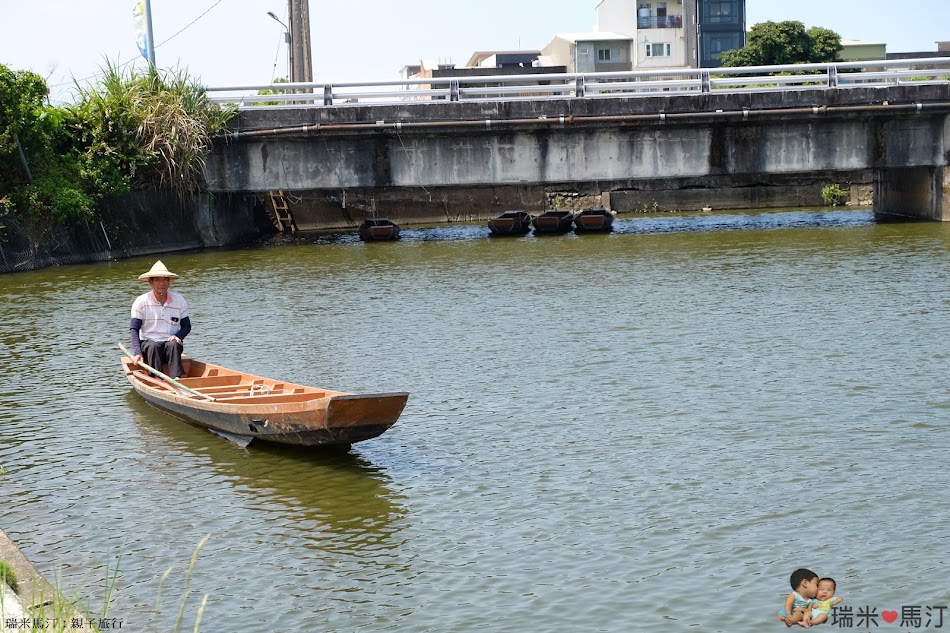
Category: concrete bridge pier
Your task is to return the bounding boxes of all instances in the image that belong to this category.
[874,166,950,222]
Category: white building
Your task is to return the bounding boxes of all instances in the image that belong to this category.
[543,1,745,71]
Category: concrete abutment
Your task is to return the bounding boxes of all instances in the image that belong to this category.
[874,166,950,221]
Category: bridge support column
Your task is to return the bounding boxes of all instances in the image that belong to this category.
[874,166,950,221]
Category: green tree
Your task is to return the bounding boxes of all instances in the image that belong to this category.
[0,65,49,190]
[0,64,92,221]
[807,27,844,63]
[720,21,842,67]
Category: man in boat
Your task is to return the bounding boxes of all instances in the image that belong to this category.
[129,261,191,378]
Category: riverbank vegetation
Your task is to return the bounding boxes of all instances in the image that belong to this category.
[1,560,18,592]
[822,183,851,206]
[0,63,233,225]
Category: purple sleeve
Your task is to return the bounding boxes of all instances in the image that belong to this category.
[130,318,143,355]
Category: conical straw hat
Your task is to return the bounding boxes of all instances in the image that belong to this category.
[138,260,180,281]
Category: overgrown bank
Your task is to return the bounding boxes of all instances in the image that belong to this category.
[1,62,238,273]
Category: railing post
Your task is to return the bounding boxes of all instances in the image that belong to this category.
[323,84,333,106]
[828,66,838,88]
[450,80,460,102]
[575,75,585,98]
[701,71,710,93]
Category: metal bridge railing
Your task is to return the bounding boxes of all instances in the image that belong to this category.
[205,58,950,111]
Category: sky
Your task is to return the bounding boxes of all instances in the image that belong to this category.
[2,0,949,104]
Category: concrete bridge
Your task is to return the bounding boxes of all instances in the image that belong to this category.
[204,65,950,227]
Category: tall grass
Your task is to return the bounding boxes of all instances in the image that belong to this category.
[2,535,211,632]
[0,560,18,592]
[72,62,234,201]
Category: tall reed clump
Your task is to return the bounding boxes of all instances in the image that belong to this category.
[0,560,18,592]
[69,62,235,201]
[13,535,211,633]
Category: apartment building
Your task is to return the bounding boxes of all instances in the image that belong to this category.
[545,0,745,70]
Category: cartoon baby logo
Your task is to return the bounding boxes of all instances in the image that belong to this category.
[774,569,947,628]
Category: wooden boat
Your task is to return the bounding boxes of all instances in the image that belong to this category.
[358,218,401,241]
[487,210,533,236]
[532,210,575,235]
[573,207,616,233]
[121,356,408,447]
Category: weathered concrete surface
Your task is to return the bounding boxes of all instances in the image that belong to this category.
[0,528,58,616]
[874,165,950,221]
[2,584,28,631]
[205,83,950,220]
[0,191,263,274]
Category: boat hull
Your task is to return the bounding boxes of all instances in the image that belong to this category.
[122,357,408,447]
[532,210,575,235]
[574,208,615,233]
[488,210,533,236]
[358,219,401,241]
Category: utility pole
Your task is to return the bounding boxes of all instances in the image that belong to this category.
[288,0,313,83]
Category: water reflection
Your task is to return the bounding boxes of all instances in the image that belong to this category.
[124,392,407,546]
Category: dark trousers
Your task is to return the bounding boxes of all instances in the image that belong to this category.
[142,338,185,378]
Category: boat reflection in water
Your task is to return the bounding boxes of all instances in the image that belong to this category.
[124,392,407,544]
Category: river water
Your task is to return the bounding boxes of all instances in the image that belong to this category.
[1,208,949,632]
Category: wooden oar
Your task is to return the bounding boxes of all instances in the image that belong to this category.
[117,342,216,401]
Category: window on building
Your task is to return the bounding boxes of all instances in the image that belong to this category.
[598,48,612,61]
[704,0,738,24]
[702,33,743,64]
[645,42,672,57]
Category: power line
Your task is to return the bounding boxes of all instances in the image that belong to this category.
[47,0,227,90]
[156,0,226,48]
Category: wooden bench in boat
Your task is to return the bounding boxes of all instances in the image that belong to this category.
[135,372,325,401]
[177,376,319,395]
[212,392,328,404]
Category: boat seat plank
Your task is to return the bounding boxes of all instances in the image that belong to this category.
[177,375,245,388]
[215,392,327,404]
[190,382,277,393]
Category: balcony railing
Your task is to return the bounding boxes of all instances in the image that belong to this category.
[637,15,683,29]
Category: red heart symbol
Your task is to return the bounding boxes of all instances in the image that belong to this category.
[882,610,898,624]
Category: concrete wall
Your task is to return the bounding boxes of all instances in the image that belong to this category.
[875,166,950,221]
[0,191,261,274]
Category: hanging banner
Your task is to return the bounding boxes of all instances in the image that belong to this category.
[133,1,149,60]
